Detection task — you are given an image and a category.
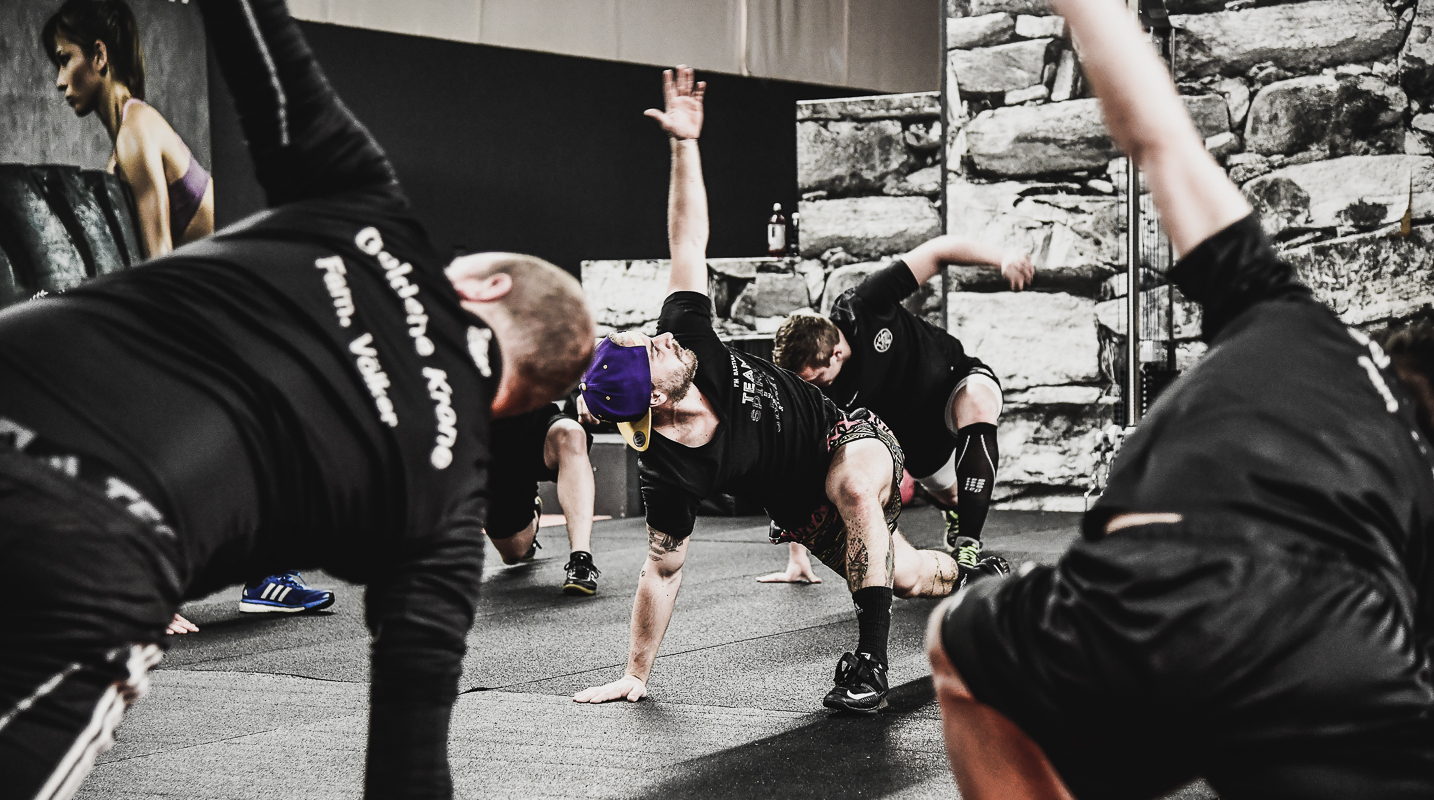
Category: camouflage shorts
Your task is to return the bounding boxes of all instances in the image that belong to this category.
[769,409,905,576]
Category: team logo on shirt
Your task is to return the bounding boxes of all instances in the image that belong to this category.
[631,431,646,448]
[873,328,893,353]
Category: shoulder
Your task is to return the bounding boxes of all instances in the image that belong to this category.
[114,104,177,168]
[118,103,176,147]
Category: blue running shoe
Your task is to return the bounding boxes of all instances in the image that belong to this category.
[239,571,336,614]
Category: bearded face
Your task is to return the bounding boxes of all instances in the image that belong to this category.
[655,343,698,403]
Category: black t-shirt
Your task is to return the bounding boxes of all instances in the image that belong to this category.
[639,291,842,537]
[1092,214,1434,630]
[0,186,500,597]
[826,261,975,476]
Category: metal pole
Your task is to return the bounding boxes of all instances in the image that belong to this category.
[939,5,950,332]
[1125,0,1143,427]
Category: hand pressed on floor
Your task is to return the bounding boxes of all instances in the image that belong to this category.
[574,674,647,703]
[166,613,198,635]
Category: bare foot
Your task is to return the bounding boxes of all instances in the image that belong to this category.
[756,566,822,584]
[166,613,199,635]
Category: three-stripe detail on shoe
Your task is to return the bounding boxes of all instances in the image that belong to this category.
[259,583,292,602]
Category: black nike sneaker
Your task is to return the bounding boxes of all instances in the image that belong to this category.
[822,652,889,714]
[562,551,601,596]
[967,553,1011,587]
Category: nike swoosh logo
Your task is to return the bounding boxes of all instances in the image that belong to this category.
[846,690,878,700]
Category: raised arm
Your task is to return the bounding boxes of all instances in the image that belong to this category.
[902,235,1034,291]
[645,67,709,296]
[1054,0,1249,256]
[196,0,394,207]
[573,528,689,703]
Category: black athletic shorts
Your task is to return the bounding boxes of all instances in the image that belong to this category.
[939,514,1434,800]
[901,358,1001,482]
[0,450,179,800]
[486,403,591,538]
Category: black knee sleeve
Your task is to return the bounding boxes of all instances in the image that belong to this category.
[954,422,998,542]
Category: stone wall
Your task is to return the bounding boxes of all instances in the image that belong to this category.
[798,92,946,326]
[946,0,1434,509]
[583,257,818,336]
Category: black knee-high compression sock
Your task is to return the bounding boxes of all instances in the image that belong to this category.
[954,422,999,542]
[852,586,893,666]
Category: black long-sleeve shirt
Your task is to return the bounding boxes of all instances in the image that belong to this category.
[0,0,498,795]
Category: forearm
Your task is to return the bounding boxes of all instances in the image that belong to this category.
[1056,0,1249,255]
[904,235,1009,285]
[1053,0,1198,166]
[364,535,484,798]
[196,0,394,206]
[666,138,709,294]
[136,190,172,259]
[625,561,683,681]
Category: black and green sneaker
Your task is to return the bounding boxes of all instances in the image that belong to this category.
[942,508,962,553]
[562,550,601,596]
[952,535,982,585]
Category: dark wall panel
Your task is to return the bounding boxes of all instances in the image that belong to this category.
[211,23,865,275]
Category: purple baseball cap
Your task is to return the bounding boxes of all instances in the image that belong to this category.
[580,336,653,451]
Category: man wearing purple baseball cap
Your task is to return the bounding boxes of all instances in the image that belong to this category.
[571,66,969,714]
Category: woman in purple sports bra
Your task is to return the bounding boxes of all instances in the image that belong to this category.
[43,0,215,259]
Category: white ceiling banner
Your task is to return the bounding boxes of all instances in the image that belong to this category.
[744,0,850,87]
[288,0,938,92]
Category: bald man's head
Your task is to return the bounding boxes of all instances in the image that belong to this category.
[447,253,594,416]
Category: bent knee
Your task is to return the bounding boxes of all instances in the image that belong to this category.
[549,420,587,452]
[829,477,880,509]
[954,385,1002,425]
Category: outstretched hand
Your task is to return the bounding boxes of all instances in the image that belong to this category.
[756,565,822,584]
[1000,250,1035,291]
[756,543,823,583]
[574,674,648,703]
[166,613,198,635]
[644,65,705,140]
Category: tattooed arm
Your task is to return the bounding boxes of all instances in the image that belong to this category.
[573,527,690,703]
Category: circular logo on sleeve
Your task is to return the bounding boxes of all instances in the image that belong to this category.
[632,431,646,447]
[874,328,893,353]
